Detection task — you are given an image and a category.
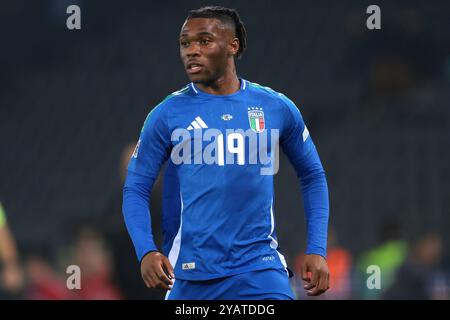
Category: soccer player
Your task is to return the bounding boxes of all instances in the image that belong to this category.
[122,6,330,300]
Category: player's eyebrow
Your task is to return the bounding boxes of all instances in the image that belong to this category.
[179,31,216,39]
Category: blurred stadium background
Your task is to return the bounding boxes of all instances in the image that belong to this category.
[0,0,449,299]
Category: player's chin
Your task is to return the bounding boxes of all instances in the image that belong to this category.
[186,72,209,83]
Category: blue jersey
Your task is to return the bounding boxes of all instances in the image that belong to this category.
[123,78,329,281]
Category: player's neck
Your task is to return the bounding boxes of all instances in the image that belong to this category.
[196,65,240,95]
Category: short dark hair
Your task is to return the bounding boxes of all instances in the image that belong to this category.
[187,6,247,59]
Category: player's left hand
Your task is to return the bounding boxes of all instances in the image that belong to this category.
[300,254,330,296]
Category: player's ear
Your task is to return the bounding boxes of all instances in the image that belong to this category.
[229,37,239,57]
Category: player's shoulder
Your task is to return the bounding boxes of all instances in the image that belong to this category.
[246,80,298,113]
[146,84,193,115]
[246,80,291,103]
[157,84,193,107]
[140,84,193,131]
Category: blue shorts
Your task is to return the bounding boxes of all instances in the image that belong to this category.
[165,268,295,300]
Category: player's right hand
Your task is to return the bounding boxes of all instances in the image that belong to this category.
[140,251,175,290]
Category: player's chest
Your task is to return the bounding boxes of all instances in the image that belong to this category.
[169,100,281,134]
[168,100,281,166]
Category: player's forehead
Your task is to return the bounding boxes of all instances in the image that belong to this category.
[179,17,233,38]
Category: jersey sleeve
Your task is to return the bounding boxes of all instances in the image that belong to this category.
[122,102,172,262]
[127,103,171,178]
[279,94,330,258]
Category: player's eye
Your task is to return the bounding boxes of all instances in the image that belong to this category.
[200,39,210,45]
[180,41,189,47]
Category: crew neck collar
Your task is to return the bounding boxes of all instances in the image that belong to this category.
[190,78,247,97]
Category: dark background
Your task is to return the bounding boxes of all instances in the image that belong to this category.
[0,0,449,299]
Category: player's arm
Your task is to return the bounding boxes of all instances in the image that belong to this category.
[279,95,330,296]
[122,103,175,290]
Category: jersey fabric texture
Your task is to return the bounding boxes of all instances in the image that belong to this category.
[165,268,295,300]
[123,78,329,281]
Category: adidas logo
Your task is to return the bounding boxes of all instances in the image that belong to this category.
[187,116,208,130]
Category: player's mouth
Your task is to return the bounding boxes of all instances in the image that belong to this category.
[186,62,204,74]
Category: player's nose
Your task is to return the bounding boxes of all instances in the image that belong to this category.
[185,43,201,58]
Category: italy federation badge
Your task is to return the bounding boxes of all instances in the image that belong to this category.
[248,107,265,133]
